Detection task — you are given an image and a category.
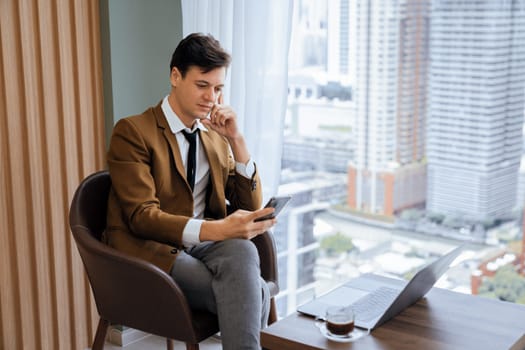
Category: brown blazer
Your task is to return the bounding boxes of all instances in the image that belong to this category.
[105,102,262,273]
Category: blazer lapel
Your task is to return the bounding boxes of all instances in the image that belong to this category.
[152,104,187,183]
[200,131,223,190]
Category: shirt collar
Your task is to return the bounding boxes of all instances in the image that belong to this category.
[161,95,208,134]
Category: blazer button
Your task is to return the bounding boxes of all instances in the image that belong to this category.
[170,248,178,254]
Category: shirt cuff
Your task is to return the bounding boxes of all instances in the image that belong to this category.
[236,158,255,179]
[182,219,203,247]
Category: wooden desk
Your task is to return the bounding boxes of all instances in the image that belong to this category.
[261,274,525,350]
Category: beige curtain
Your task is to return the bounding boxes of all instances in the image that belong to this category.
[0,0,106,349]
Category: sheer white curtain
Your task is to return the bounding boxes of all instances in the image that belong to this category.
[181,0,293,200]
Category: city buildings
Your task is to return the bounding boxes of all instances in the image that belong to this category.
[273,172,347,315]
[282,134,354,173]
[426,0,525,221]
[281,0,525,319]
[346,0,430,216]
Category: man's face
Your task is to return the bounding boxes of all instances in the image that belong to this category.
[169,65,225,127]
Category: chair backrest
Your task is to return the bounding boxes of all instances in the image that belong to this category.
[69,170,111,241]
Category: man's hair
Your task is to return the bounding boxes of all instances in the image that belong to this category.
[169,33,231,77]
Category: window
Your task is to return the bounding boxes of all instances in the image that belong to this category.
[274,0,525,317]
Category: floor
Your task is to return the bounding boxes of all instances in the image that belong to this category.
[102,334,223,350]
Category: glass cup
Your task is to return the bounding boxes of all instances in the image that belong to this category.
[325,306,355,337]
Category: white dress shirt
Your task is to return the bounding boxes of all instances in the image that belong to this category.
[161,96,255,246]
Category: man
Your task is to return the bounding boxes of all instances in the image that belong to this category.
[105,33,276,349]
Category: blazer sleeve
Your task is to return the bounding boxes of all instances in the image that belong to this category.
[224,161,263,212]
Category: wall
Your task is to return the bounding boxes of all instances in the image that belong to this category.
[0,0,105,349]
[100,0,183,143]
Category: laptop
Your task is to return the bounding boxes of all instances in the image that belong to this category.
[297,244,464,330]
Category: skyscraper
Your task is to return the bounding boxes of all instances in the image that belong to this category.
[426,0,525,220]
[347,0,430,216]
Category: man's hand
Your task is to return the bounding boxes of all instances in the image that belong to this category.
[200,207,277,241]
[202,93,240,140]
[201,92,250,164]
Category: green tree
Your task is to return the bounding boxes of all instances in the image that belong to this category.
[320,233,354,256]
[478,265,525,304]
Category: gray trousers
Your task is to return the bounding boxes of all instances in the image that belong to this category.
[170,239,270,350]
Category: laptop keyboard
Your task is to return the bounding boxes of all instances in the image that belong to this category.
[351,286,399,322]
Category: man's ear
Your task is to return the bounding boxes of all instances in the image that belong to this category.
[170,67,181,87]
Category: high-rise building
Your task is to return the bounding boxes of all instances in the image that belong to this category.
[273,172,347,316]
[289,0,328,71]
[282,135,354,173]
[327,0,350,77]
[426,0,525,220]
[347,0,430,216]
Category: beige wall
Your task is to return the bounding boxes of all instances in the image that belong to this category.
[0,0,106,349]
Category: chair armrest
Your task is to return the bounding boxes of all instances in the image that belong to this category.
[71,225,203,340]
[251,231,278,289]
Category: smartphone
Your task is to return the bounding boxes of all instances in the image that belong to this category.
[254,195,292,222]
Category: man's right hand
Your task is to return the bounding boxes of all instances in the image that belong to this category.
[200,208,277,241]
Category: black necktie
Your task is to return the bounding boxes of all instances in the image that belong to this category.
[182,129,197,191]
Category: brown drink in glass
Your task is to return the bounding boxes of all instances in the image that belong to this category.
[325,306,355,337]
